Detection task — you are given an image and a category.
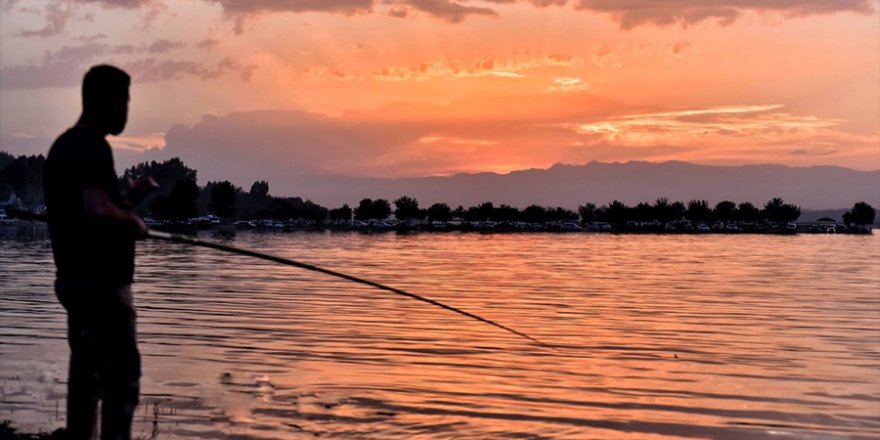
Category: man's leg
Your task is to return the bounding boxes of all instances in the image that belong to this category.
[57,282,101,440]
[97,285,141,440]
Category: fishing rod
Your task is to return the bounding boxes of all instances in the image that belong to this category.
[7,208,566,356]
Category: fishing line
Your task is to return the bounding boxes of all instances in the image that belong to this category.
[7,209,567,356]
[147,230,568,356]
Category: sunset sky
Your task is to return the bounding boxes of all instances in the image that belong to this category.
[1,0,878,187]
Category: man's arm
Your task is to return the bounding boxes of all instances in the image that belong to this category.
[83,187,147,239]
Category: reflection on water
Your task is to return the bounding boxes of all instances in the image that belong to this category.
[2,226,879,439]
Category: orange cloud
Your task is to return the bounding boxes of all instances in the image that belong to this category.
[301,54,585,83]
[560,105,844,145]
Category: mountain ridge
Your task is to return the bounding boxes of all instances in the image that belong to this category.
[277,161,880,210]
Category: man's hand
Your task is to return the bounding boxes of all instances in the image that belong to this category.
[84,187,148,240]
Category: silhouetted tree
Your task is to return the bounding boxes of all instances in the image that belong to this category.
[547,207,578,222]
[427,203,452,222]
[714,200,737,221]
[0,151,13,169]
[329,204,352,221]
[737,202,761,222]
[763,198,785,221]
[354,198,373,220]
[494,204,520,222]
[763,198,800,223]
[843,202,876,226]
[669,201,686,221]
[686,200,711,223]
[373,199,391,220]
[209,181,237,219]
[463,205,480,221]
[604,200,629,225]
[249,180,270,198]
[654,197,672,223]
[260,198,297,219]
[355,198,391,220]
[452,205,465,219]
[152,180,199,220]
[0,154,44,206]
[778,204,801,223]
[476,202,495,221]
[301,199,328,223]
[634,202,654,223]
[521,205,547,223]
[394,196,422,220]
[122,157,196,191]
[122,157,198,216]
[578,203,598,223]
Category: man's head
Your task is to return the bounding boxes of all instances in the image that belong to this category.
[82,65,130,135]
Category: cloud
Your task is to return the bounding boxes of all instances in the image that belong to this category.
[158,110,426,183]
[545,77,589,93]
[74,33,107,43]
[108,132,166,152]
[789,147,838,156]
[205,0,373,33]
[206,0,499,26]
[15,0,873,36]
[67,0,154,6]
[38,40,186,64]
[300,53,584,82]
[206,0,372,14]
[395,0,498,23]
[16,2,74,37]
[124,57,257,82]
[0,53,258,90]
[43,43,109,63]
[146,39,187,54]
[558,104,850,147]
[0,60,83,89]
[571,0,877,29]
[11,0,162,37]
[196,38,221,49]
[140,92,630,183]
[203,0,878,29]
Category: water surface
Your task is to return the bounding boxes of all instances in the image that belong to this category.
[2,227,879,439]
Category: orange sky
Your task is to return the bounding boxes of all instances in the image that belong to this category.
[1,0,878,181]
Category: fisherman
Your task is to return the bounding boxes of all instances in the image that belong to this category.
[43,65,150,440]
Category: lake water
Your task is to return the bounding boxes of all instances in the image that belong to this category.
[1,226,879,439]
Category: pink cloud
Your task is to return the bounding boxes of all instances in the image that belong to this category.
[15,2,74,37]
[396,0,498,23]
[124,57,257,82]
[571,0,876,29]
[147,39,187,54]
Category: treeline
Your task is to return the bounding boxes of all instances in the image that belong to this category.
[0,152,876,226]
[0,151,44,209]
[118,158,876,227]
[120,158,328,221]
[351,197,874,226]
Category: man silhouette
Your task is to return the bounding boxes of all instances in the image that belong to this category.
[43,65,147,440]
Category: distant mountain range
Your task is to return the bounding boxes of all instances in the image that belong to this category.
[280,161,880,210]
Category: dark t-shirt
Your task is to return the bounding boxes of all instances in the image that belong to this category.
[43,125,135,287]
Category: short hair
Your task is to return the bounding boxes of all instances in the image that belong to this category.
[82,65,130,113]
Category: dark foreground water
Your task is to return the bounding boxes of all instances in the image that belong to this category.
[1,225,879,439]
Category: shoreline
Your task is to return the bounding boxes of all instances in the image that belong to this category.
[0,219,874,236]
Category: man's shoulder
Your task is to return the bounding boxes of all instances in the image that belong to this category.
[48,126,109,160]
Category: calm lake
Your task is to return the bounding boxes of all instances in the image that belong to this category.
[1,226,879,439]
